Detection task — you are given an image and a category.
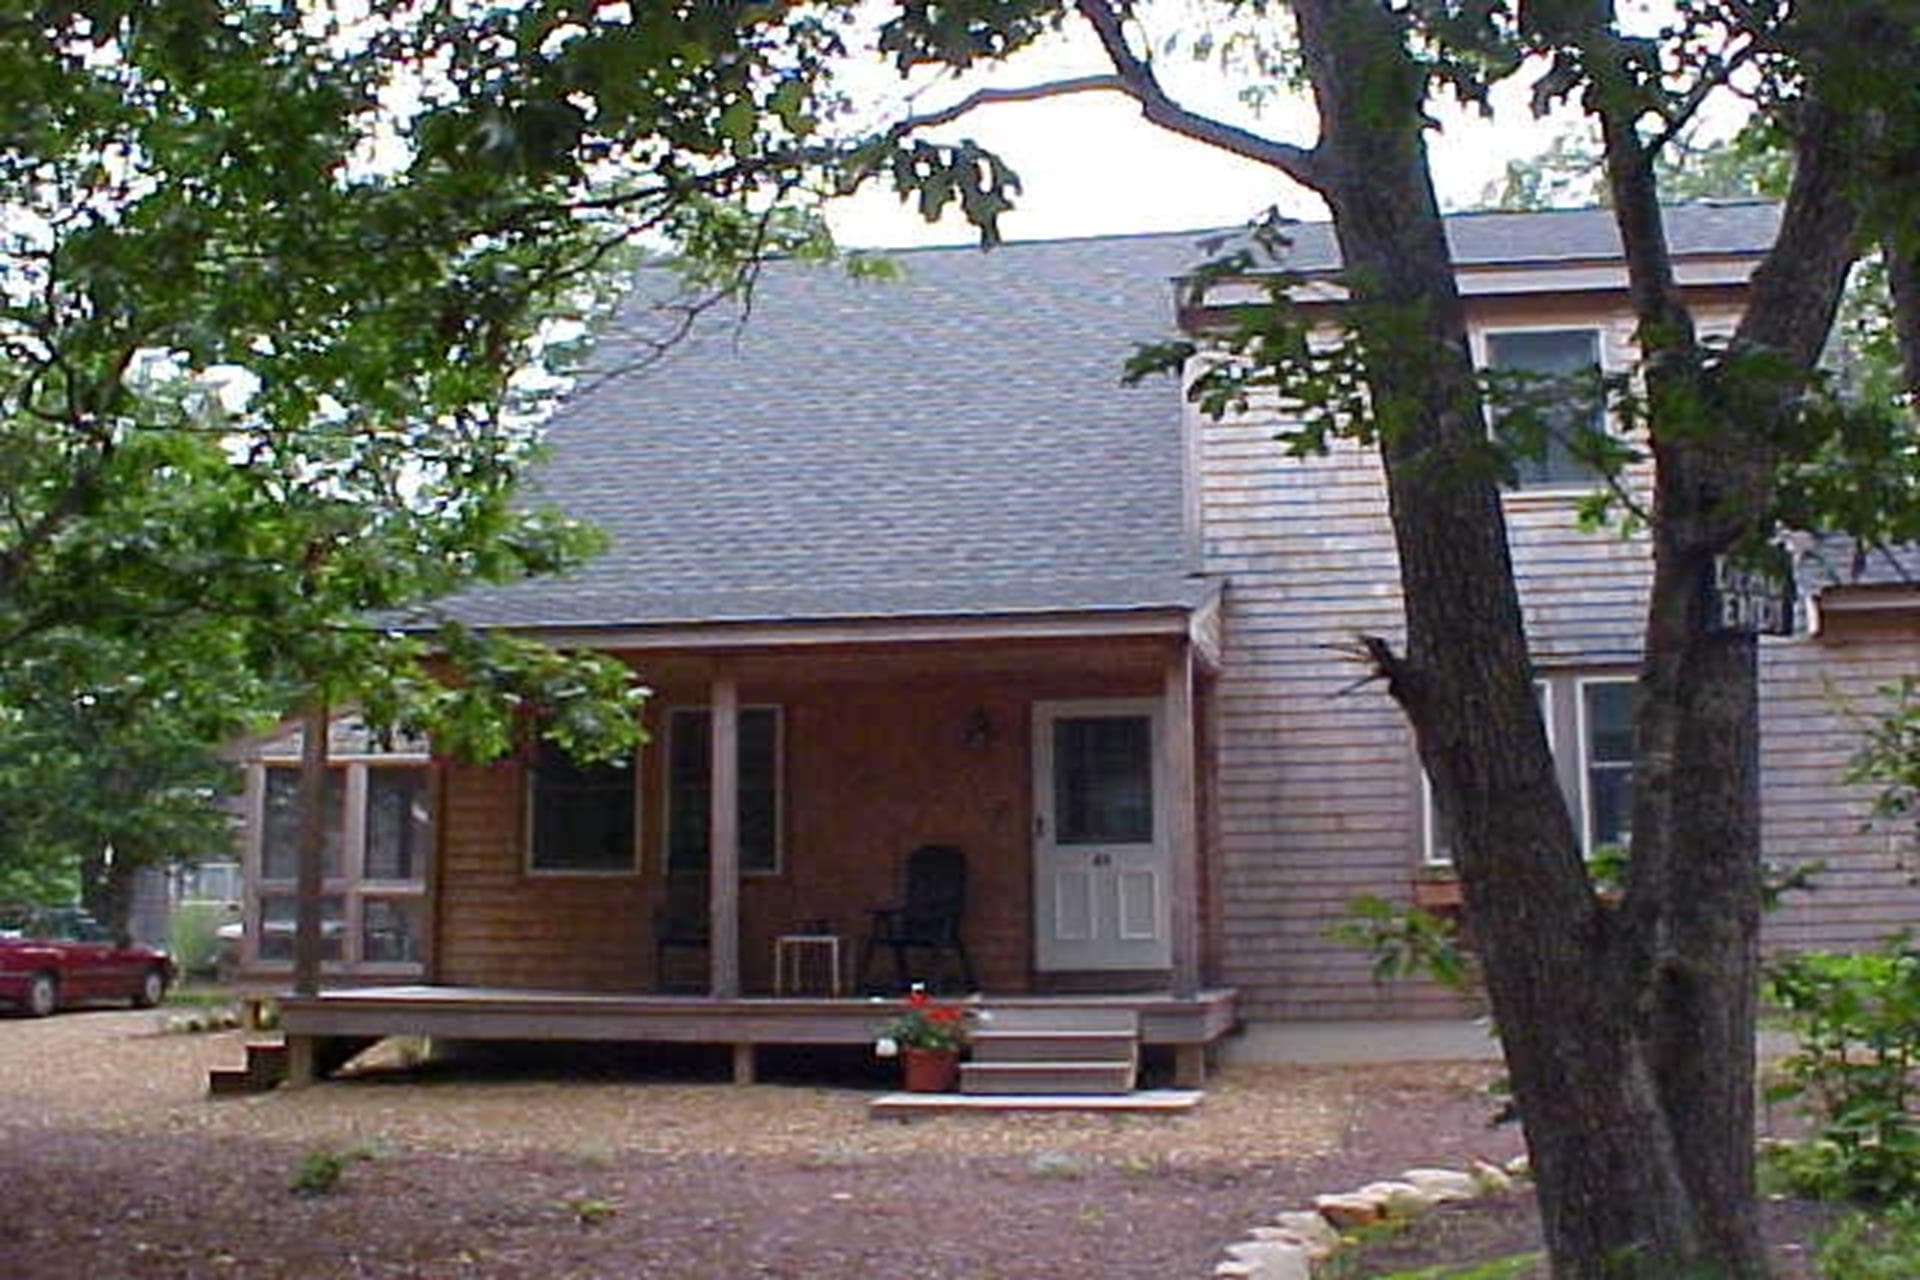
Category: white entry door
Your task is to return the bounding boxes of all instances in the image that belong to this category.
[1033,700,1171,972]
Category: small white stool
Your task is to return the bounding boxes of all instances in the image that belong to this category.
[773,933,844,997]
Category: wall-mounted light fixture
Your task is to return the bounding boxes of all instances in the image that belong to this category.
[962,708,994,751]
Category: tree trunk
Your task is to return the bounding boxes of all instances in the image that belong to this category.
[1889,234,1920,398]
[1289,3,1762,1273]
[78,844,138,945]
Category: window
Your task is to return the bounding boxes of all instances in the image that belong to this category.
[261,766,345,880]
[1422,674,1637,864]
[1054,715,1154,844]
[1485,328,1606,490]
[1579,678,1636,853]
[256,894,346,963]
[249,755,430,974]
[1424,682,1552,865]
[174,861,241,904]
[366,768,431,881]
[527,743,638,873]
[666,706,781,874]
[360,897,425,964]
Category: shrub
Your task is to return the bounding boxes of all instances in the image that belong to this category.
[1328,895,1477,992]
[1816,1202,1920,1278]
[167,901,229,979]
[1764,935,1920,1203]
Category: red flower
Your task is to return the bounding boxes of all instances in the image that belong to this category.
[907,989,931,1010]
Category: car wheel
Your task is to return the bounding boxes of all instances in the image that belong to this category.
[25,972,57,1017]
[133,966,166,1009]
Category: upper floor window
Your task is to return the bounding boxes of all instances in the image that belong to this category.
[1485,328,1606,491]
[666,706,782,875]
[527,743,638,874]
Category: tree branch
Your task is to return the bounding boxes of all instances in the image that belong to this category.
[890,74,1131,134]
[1645,37,1759,158]
[1071,0,1328,191]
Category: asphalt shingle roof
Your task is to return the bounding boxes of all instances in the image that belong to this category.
[439,230,1210,630]
[436,202,1787,632]
[1251,198,1781,274]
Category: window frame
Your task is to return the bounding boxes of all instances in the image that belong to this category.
[662,704,785,878]
[1422,681,1553,866]
[1575,675,1638,857]
[522,741,643,878]
[1475,324,1612,495]
[246,753,432,975]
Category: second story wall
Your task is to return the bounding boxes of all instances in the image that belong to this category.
[1189,286,1823,1020]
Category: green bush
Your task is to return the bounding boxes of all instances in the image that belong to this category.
[1816,1202,1920,1278]
[1764,936,1920,1203]
[167,901,229,979]
[1328,895,1477,992]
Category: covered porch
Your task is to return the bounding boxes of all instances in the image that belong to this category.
[279,604,1236,1087]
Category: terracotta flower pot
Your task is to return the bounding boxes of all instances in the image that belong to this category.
[901,1046,960,1093]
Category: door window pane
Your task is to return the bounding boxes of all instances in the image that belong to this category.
[366,768,430,882]
[261,767,345,881]
[1054,716,1153,845]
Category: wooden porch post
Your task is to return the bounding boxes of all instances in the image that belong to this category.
[1164,646,1201,1000]
[293,698,329,999]
[708,674,741,998]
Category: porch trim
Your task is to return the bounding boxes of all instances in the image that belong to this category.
[516,605,1211,654]
[278,985,1239,1058]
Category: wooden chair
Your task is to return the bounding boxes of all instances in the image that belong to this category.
[654,872,710,993]
[859,844,975,994]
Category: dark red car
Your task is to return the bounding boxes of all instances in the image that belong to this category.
[0,907,174,1017]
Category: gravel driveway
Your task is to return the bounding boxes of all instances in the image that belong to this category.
[0,1009,1521,1278]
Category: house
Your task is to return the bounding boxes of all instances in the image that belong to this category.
[261,201,1918,1083]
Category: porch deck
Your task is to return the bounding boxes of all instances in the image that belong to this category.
[278,985,1238,1086]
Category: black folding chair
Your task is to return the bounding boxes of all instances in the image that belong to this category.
[859,844,975,994]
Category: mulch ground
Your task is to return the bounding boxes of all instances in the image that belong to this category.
[0,1008,1838,1278]
[1,1008,1526,1278]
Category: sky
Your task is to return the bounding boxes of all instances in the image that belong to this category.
[822,3,1670,249]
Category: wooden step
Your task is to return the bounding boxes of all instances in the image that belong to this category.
[206,1040,290,1097]
[971,1029,1138,1063]
[980,1006,1138,1034]
[960,1059,1137,1095]
[247,1041,290,1088]
[207,1067,264,1097]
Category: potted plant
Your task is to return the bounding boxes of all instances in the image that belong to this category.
[873,984,975,1092]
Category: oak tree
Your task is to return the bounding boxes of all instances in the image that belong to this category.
[855,2,1920,1275]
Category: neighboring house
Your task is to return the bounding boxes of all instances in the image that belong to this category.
[266,201,1916,1071]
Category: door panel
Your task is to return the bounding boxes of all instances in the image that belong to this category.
[1033,701,1171,972]
[1053,868,1096,941]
